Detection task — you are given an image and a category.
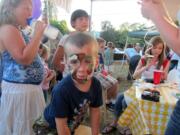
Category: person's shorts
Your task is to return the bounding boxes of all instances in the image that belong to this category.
[94,72,118,90]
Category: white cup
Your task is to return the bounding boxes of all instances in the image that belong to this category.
[30,21,59,40]
[43,25,59,40]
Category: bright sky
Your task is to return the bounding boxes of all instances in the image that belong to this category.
[57,0,153,31]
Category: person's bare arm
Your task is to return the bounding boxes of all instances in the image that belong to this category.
[55,117,71,135]
[162,60,170,80]
[150,15,180,55]
[133,60,147,79]
[0,22,46,65]
[52,46,65,72]
[140,0,180,55]
[90,107,101,135]
[43,70,56,83]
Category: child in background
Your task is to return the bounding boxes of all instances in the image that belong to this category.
[96,37,106,71]
[96,37,118,112]
[44,32,102,135]
[40,45,55,102]
[133,36,170,81]
[104,42,115,72]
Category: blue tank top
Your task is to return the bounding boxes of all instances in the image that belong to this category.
[1,31,44,85]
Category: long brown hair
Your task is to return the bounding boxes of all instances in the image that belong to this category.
[146,36,166,69]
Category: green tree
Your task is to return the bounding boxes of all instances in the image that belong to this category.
[100,21,120,45]
[50,20,69,35]
[117,23,146,48]
[100,21,150,49]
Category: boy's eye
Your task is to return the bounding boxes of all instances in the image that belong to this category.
[84,56,93,64]
[84,59,92,64]
[70,59,79,65]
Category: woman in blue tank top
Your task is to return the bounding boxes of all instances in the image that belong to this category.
[0,0,47,134]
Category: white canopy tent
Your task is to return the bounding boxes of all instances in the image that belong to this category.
[51,0,72,12]
[50,0,180,31]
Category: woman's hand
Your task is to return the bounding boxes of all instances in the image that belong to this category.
[147,58,156,68]
[138,0,170,21]
[33,21,47,39]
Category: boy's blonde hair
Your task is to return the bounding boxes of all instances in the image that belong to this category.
[64,32,98,57]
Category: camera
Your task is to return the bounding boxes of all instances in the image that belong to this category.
[141,89,160,102]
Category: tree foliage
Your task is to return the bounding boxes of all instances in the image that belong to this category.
[50,20,69,35]
[100,21,150,49]
[100,21,120,47]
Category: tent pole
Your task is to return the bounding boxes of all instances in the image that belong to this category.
[89,0,93,32]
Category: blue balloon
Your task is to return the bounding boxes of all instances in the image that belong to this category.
[32,0,42,19]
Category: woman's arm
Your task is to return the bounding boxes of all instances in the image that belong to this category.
[133,59,148,79]
[0,22,46,65]
[140,0,180,55]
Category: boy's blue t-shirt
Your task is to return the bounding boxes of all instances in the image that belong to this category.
[44,75,103,132]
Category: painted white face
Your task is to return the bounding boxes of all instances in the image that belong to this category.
[66,45,97,84]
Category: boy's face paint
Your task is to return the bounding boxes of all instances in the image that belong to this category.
[67,53,95,84]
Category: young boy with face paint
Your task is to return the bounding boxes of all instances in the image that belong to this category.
[44,32,103,135]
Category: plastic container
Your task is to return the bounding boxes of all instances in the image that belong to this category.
[30,21,59,40]
[153,70,163,84]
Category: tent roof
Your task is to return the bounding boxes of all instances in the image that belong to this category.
[128,30,160,38]
[51,0,72,12]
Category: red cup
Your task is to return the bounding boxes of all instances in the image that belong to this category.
[153,70,163,84]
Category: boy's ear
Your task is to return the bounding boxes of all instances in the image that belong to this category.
[71,21,75,28]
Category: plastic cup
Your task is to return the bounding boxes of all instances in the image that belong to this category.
[30,21,59,40]
[153,70,163,84]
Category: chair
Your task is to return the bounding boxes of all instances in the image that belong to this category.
[167,68,180,83]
